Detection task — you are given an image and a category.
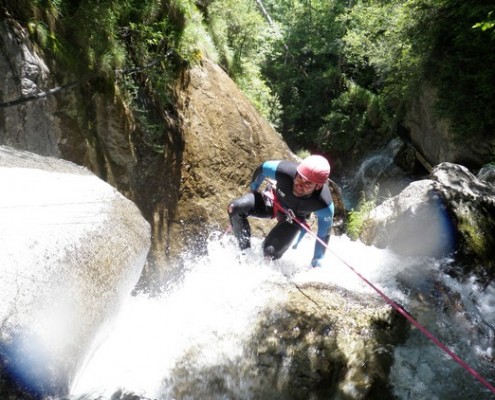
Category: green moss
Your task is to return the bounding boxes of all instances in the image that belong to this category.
[295,149,311,159]
[456,208,489,257]
[346,196,376,241]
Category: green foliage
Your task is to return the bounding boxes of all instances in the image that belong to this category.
[61,1,129,76]
[317,81,385,152]
[295,149,311,160]
[27,20,49,47]
[259,0,495,163]
[205,0,281,123]
[261,0,347,149]
[346,195,377,241]
[6,0,495,161]
[473,10,495,32]
[339,0,495,144]
[207,0,269,75]
[11,0,187,77]
[235,62,282,125]
[173,0,220,63]
[419,1,495,141]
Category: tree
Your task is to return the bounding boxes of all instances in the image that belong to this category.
[261,0,347,149]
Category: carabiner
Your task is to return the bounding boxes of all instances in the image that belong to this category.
[286,209,296,223]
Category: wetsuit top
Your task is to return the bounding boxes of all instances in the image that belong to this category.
[249,160,334,262]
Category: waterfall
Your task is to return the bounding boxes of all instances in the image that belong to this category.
[342,138,413,209]
[4,145,492,399]
[67,233,495,400]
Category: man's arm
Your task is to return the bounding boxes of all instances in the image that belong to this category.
[311,203,335,267]
[249,160,280,191]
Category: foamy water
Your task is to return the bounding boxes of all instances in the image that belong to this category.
[70,233,495,399]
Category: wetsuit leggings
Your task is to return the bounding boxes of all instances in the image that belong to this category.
[228,191,301,259]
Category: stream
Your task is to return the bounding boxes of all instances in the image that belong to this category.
[66,232,495,400]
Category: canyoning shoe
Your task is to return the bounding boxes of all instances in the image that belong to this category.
[311,258,322,268]
[236,247,255,264]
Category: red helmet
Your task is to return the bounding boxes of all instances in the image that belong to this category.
[297,155,330,184]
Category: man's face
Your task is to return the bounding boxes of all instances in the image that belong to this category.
[293,173,318,197]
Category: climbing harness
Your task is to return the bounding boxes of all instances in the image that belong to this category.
[285,208,297,223]
[262,180,311,229]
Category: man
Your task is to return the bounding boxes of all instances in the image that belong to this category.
[228,155,334,267]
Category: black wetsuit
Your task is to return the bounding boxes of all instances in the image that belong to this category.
[228,160,334,263]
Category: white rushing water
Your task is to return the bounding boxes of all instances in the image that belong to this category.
[69,233,495,400]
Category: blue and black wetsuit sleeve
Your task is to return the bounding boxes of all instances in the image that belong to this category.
[312,203,335,263]
[250,160,280,191]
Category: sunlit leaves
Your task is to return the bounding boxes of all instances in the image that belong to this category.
[318,81,383,153]
[204,0,281,122]
[260,0,347,147]
[340,0,426,99]
[473,10,495,32]
[207,0,272,74]
[178,4,220,63]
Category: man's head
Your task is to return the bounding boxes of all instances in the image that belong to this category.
[293,155,330,197]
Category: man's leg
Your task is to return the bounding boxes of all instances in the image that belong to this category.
[263,220,301,259]
[228,192,272,250]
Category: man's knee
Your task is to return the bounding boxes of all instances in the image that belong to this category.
[263,223,299,259]
[228,193,255,217]
[263,245,280,259]
[228,201,246,223]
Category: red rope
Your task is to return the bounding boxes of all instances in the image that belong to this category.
[289,211,495,395]
[230,182,494,393]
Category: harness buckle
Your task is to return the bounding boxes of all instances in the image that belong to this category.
[261,185,274,207]
[286,209,296,223]
[261,179,295,223]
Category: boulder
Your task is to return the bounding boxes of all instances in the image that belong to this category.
[361,179,454,258]
[361,162,495,280]
[0,146,151,397]
[171,59,295,259]
[431,163,495,278]
[160,281,408,400]
[477,163,495,185]
[248,283,408,400]
[0,19,296,271]
[404,82,495,169]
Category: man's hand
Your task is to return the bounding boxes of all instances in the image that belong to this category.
[311,258,322,268]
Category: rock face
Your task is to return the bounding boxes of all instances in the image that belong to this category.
[160,280,408,400]
[0,19,294,276]
[404,83,495,169]
[0,20,60,157]
[248,283,408,400]
[0,146,151,397]
[361,162,495,280]
[161,59,295,265]
[0,19,138,192]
